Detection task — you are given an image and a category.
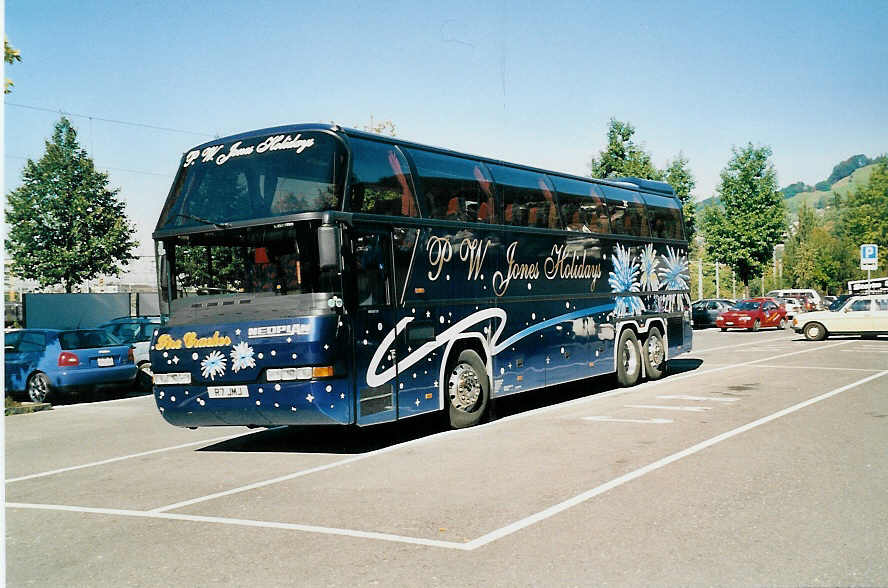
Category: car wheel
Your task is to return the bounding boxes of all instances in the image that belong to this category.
[750,319,761,332]
[26,372,52,403]
[643,327,667,381]
[137,361,153,391]
[447,349,490,429]
[720,327,727,332]
[804,322,827,341]
[616,328,641,387]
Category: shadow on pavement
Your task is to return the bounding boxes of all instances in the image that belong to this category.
[199,358,702,455]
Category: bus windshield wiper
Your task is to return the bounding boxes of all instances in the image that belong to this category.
[175,213,231,229]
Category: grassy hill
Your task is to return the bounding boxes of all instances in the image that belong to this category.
[783,163,879,213]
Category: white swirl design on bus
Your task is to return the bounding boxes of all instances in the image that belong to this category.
[365,304,614,388]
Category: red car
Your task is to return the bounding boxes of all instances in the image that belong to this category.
[715,297,787,331]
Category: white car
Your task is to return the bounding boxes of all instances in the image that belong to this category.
[793,295,888,341]
[780,297,802,319]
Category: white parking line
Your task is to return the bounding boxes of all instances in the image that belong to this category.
[582,416,673,424]
[462,369,888,550]
[656,395,739,402]
[5,433,248,484]
[624,405,713,412]
[749,364,881,372]
[5,503,470,550]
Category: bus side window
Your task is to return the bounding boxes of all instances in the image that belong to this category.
[641,192,684,240]
[488,165,551,228]
[348,139,419,218]
[551,177,611,234]
[406,149,495,223]
[602,186,649,237]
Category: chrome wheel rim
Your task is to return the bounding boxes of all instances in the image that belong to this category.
[808,325,820,338]
[622,339,639,375]
[647,336,664,366]
[448,363,481,412]
[28,374,49,403]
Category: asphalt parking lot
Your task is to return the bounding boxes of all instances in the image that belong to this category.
[6,327,888,586]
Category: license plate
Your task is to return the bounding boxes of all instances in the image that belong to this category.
[97,357,114,367]
[207,385,249,398]
[726,322,734,325]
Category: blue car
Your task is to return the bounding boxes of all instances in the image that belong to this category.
[4,328,138,403]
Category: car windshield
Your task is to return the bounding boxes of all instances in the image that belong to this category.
[828,295,851,311]
[59,330,122,349]
[731,300,760,311]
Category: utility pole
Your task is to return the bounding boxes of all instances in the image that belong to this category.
[698,260,703,300]
[715,262,720,298]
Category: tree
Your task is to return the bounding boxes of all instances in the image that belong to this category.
[840,161,888,275]
[700,144,787,297]
[664,153,697,242]
[5,37,22,94]
[5,117,138,292]
[588,118,663,180]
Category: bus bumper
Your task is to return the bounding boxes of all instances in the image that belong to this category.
[154,378,352,427]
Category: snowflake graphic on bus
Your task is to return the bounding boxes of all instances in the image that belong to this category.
[229,341,256,373]
[608,244,644,317]
[658,246,690,311]
[200,350,227,381]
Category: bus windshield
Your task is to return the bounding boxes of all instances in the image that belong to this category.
[165,225,341,319]
[157,131,346,230]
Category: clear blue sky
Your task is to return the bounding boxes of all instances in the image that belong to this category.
[5,0,887,255]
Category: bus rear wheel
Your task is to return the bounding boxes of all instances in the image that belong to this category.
[447,349,490,429]
[643,327,667,380]
[616,329,641,387]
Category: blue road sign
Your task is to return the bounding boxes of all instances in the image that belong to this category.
[861,244,878,270]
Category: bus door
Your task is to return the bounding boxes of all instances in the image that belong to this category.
[351,229,400,425]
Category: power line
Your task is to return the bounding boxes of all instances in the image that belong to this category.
[5,154,172,178]
[4,101,217,138]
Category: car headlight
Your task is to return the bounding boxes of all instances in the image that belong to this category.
[153,372,191,385]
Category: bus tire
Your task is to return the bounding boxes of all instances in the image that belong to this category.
[446,349,490,429]
[616,329,641,387]
[643,327,667,381]
[804,322,827,341]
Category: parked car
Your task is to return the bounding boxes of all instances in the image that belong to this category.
[780,297,802,319]
[766,289,823,310]
[99,316,161,390]
[691,299,735,328]
[715,297,788,331]
[4,328,137,403]
[827,294,852,311]
[793,294,888,341]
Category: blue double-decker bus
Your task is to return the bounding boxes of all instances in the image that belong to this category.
[150,124,692,429]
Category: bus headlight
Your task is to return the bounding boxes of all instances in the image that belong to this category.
[266,366,334,381]
[153,372,192,385]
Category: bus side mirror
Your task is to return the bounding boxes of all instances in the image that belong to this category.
[318,224,341,271]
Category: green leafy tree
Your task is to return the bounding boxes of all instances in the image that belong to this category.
[5,37,22,94]
[588,118,663,180]
[664,153,697,241]
[700,143,787,297]
[5,117,138,292]
[840,161,888,275]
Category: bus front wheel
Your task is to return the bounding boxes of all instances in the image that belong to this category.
[447,349,490,429]
[643,327,667,381]
[616,329,641,387]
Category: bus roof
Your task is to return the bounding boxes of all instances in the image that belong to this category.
[182,123,678,201]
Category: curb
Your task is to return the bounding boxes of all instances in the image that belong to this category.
[5,402,52,416]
